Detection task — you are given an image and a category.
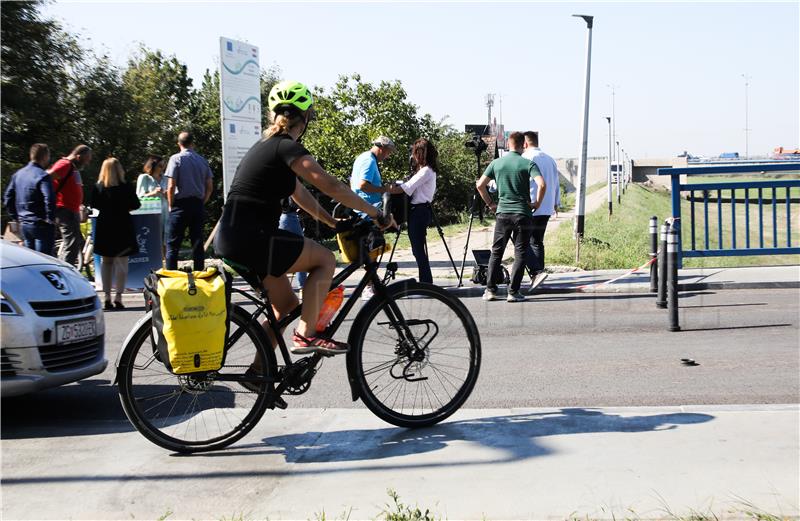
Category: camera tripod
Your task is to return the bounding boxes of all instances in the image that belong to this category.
[457,135,488,287]
[385,204,459,280]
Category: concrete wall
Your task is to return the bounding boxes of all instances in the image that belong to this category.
[633,158,688,187]
[551,157,685,192]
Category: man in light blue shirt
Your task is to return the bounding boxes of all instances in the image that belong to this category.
[350,136,395,211]
[350,136,395,300]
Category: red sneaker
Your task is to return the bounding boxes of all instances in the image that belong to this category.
[291,330,350,355]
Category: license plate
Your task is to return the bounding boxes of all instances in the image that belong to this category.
[56,318,97,345]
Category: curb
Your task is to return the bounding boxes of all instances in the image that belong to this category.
[439,280,800,298]
[102,278,800,302]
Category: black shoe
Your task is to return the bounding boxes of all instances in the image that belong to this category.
[113,301,125,310]
[104,301,114,311]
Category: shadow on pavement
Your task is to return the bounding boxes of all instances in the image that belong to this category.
[1,408,714,485]
[1,381,132,439]
[249,408,714,465]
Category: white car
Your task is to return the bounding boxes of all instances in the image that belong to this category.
[1,240,106,397]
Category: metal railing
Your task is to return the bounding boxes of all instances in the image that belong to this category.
[657,162,800,267]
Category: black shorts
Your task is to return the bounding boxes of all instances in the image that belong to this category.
[215,225,305,280]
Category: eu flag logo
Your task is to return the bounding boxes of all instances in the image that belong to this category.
[226,41,233,52]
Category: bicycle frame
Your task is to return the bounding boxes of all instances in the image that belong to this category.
[226,250,423,402]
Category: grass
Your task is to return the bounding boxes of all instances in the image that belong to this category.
[545,183,800,270]
[546,183,674,270]
[685,174,800,201]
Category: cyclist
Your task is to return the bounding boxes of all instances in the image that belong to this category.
[214,81,394,355]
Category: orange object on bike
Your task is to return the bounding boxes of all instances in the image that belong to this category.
[315,285,345,332]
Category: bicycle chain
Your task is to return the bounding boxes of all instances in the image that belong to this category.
[210,365,285,395]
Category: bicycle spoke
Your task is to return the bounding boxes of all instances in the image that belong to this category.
[120,306,274,452]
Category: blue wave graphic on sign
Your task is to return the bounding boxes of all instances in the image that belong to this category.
[223,96,261,113]
[222,59,259,75]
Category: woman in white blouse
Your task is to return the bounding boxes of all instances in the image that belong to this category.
[389,138,438,283]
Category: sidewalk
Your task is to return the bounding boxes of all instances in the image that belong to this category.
[2,405,797,519]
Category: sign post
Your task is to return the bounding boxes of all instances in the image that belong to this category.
[219,37,262,201]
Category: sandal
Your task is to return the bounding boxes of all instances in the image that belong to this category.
[291,330,349,355]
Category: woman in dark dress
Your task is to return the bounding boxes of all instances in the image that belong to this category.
[90,157,140,310]
[215,81,393,355]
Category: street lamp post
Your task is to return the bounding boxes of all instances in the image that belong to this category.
[606,116,612,217]
[742,73,751,159]
[616,140,621,204]
[572,13,594,264]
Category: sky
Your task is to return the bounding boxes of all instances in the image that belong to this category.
[44,1,800,159]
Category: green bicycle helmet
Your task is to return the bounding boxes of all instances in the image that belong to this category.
[268,80,314,113]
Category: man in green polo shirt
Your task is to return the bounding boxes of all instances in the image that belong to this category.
[476,131,546,302]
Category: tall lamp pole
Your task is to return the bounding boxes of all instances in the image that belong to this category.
[616,140,621,204]
[573,14,594,264]
[605,116,613,217]
[607,85,618,166]
[742,73,751,159]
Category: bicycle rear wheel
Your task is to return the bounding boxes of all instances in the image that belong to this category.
[350,281,481,428]
[117,305,277,453]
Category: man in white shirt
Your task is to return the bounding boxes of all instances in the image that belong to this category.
[522,131,560,292]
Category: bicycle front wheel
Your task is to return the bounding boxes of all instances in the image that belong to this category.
[117,305,277,453]
[350,281,481,428]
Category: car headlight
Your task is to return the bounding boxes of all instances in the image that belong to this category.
[1,291,20,315]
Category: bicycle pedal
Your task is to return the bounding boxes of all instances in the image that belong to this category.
[270,395,288,410]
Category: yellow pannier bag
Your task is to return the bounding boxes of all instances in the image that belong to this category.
[143,267,231,374]
[336,229,391,264]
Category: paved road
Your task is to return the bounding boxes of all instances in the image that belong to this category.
[3,287,797,435]
[2,287,798,520]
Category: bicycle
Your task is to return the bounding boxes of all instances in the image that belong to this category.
[115,211,482,453]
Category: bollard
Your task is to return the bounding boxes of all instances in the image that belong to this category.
[649,216,658,293]
[656,222,668,308]
[667,225,681,331]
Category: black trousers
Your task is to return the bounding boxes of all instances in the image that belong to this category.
[166,197,205,271]
[407,203,432,283]
[487,213,534,293]
[523,215,551,275]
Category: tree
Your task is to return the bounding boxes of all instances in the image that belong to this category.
[1,0,81,185]
[122,46,194,160]
[302,74,476,224]
[70,56,138,185]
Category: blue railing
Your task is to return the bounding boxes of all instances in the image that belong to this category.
[657,162,800,267]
